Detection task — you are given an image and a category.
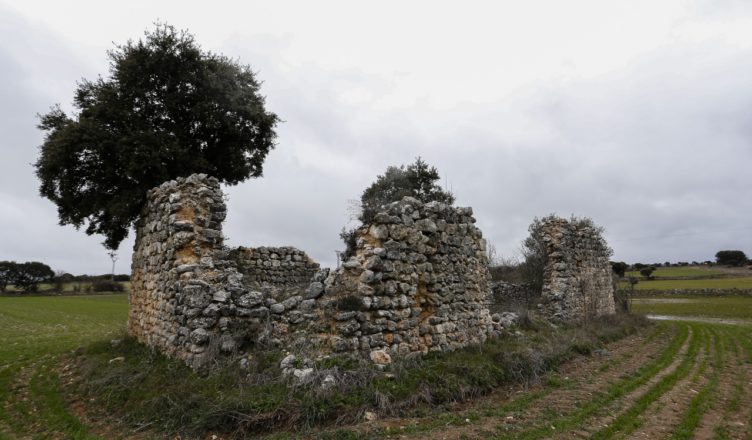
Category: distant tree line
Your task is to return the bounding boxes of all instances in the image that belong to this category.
[0,260,130,293]
[0,261,54,292]
[609,249,750,275]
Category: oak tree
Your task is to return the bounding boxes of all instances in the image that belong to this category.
[35,24,278,250]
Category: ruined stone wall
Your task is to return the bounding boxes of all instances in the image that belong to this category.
[232,246,319,286]
[129,175,511,369]
[128,174,231,363]
[490,281,536,313]
[538,217,616,320]
[320,197,504,360]
[129,175,325,369]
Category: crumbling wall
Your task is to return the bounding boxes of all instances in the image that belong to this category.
[129,175,323,369]
[129,174,511,370]
[319,197,504,360]
[129,174,231,364]
[538,216,616,320]
[231,246,319,286]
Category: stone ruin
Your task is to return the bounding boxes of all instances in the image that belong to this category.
[230,246,319,286]
[487,217,616,320]
[128,174,615,370]
[537,216,616,320]
[323,196,504,357]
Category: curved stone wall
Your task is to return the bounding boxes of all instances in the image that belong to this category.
[320,197,504,358]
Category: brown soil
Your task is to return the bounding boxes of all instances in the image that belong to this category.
[350,325,676,439]
[549,326,697,439]
[693,336,752,440]
[628,331,712,439]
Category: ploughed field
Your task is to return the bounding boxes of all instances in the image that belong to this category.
[2,294,752,439]
[336,308,752,439]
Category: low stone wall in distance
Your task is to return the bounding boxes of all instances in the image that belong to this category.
[231,246,319,287]
[629,288,752,297]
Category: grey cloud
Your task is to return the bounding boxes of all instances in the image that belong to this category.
[2,4,752,275]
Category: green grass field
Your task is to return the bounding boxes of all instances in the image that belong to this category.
[631,295,752,320]
[0,294,128,439]
[626,277,752,290]
[620,265,752,291]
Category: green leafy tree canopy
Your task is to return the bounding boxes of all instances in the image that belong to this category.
[34,24,279,250]
[610,261,628,278]
[639,266,655,279]
[0,261,55,292]
[359,157,455,222]
[0,261,19,292]
[715,250,748,267]
[340,157,454,258]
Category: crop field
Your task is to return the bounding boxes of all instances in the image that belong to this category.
[620,265,752,291]
[627,277,752,291]
[632,296,752,321]
[2,294,752,439]
[331,321,752,439]
[0,294,128,439]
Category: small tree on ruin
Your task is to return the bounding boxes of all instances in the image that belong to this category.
[341,157,454,258]
[34,24,278,251]
[359,157,455,223]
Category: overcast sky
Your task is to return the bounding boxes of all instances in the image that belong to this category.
[1,0,752,274]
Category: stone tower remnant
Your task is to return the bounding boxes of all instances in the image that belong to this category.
[536,216,616,320]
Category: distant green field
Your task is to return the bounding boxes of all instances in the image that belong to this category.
[625,277,752,291]
[625,266,721,278]
[631,295,752,320]
[0,294,128,438]
[0,294,128,363]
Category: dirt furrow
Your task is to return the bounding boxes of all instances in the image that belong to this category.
[626,329,716,439]
[707,332,752,440]
[541,324,692,439]
[364,324,676,439]
[3,361,39,438]
[687,331,740,440]
[497,329,676,431]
